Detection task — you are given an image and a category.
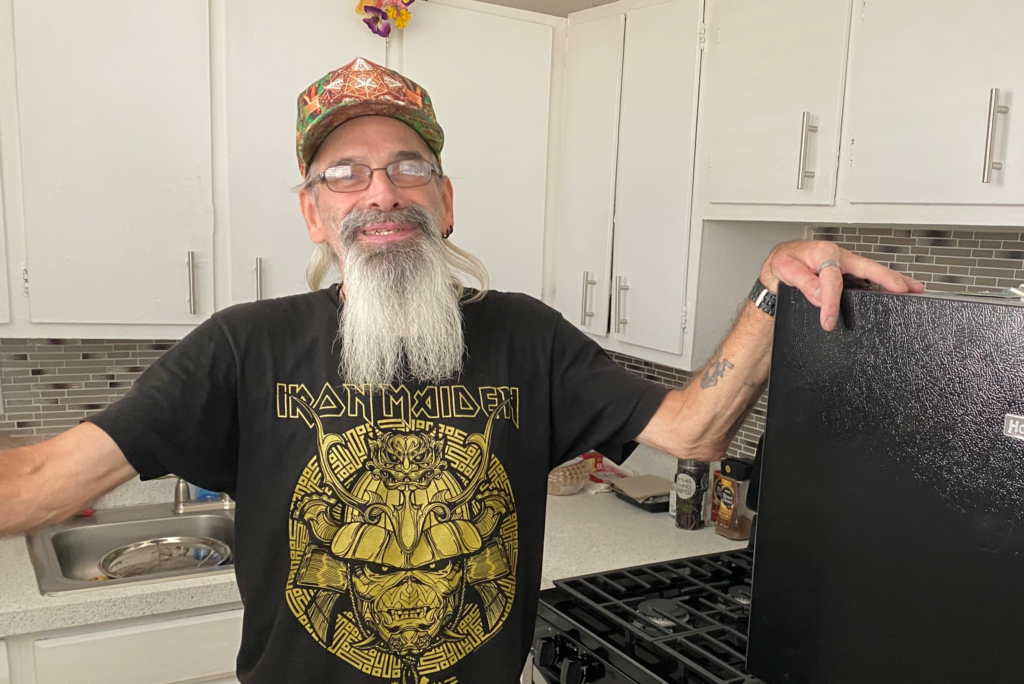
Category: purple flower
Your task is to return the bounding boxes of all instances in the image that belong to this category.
[363,6,391,37]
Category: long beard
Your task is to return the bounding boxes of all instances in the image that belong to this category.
[334,206,465,386]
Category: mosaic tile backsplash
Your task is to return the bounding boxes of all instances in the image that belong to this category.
[0,339,176,445]
[1,224,1020,458]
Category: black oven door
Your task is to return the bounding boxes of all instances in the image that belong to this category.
[747,286,1024,684]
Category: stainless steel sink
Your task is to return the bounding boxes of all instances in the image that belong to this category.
[26,503,235,596]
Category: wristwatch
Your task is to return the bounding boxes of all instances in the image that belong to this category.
[749,279,777,317]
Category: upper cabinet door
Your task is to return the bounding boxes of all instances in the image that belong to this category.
[404,2,554,298]
[551,13,625,337]
[0,164,10,324]
[705,0,853,206]
[223,0,384,305]
[13,0,214,324]
[610,0,701,354]
[844,0,1024,205]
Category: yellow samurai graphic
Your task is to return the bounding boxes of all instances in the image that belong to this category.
[285,396,517,684]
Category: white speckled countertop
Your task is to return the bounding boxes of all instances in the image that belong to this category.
[540,490,746,589]
[0,446,743,637]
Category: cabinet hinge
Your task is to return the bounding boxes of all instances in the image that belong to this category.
[680,305,688,332]
[21,264,28,295]
[698,23,706,51]
[849,137,855,168]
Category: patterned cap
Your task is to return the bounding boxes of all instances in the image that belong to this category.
[295,57,444,177]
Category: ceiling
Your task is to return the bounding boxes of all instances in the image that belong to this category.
[477,0,620,17]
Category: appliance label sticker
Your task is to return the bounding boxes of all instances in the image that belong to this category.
[1003,414,1024,441]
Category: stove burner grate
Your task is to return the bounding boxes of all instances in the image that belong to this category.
[551,549,760,684]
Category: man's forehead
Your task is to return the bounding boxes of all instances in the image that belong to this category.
[318,115,434,164]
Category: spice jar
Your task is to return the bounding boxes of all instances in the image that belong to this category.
[673,459,709,530]
[715,457,755,540]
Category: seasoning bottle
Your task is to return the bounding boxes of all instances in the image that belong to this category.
[674,459,709,530]
[715,458,755,540]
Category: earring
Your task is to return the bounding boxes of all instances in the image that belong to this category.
[444,225,454,239]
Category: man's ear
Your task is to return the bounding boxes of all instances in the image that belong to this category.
[300,187,328,244]
[440,176,454,234]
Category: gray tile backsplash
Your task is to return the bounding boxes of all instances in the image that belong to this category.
[4,225,1020,456]
[0,339,176,445]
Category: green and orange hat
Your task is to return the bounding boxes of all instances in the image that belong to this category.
[295,57,444,177]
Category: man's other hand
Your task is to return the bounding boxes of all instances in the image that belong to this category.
[759,240,925,331]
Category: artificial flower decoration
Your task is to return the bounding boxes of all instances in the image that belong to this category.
[356,0,416,37]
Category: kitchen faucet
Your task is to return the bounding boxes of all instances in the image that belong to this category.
[172,476,233,514]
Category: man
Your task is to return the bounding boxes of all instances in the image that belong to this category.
[0,58,922,683]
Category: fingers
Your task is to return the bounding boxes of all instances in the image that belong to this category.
[817,262,843,331]
[839,251,926,294]
[773,253,823,307]
[764,240,927,333]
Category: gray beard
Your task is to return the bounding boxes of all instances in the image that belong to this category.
[334,206,465,386]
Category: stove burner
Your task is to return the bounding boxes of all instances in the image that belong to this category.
[636,598,689,627]
[728,584,752,605]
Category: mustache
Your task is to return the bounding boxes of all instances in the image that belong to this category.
[338,206,436,248]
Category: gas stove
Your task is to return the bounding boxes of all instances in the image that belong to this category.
[533,549,762,684]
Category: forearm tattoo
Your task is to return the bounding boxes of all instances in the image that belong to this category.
[700,355,734,389]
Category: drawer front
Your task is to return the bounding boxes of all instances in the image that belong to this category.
[34,610,243,684]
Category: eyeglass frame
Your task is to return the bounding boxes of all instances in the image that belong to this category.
[307,158,443,194]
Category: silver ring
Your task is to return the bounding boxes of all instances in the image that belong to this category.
[818,259,841,273]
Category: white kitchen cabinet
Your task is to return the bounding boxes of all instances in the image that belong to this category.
[551,12,625,337]
[12,0,214,324]
[221,0,384,305]
[403,0,558,298]
[704,0,852,206]
[609,0,701,355]
[0,162,11,324]
[844,0,1024,205]
[25,609,242,684]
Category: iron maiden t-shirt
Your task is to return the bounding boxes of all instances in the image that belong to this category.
[88,286,668,684]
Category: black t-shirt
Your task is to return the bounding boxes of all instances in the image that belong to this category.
[88,287,668,684]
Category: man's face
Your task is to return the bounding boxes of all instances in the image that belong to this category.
[299,115,455,259]
[298,115,466,387]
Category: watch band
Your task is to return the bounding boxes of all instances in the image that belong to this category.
[749,279,778,317]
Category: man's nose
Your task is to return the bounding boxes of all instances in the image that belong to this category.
[362,168,402,210]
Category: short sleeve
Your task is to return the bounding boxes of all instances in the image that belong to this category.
[86,315,240,494]
[548,315,670,468]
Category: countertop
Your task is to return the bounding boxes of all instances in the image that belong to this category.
[0,448,745,637]
[541,492,746,589]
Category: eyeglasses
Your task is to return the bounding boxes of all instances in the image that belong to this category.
[311,158,441,193]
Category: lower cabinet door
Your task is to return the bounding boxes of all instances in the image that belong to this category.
[0,640,9,684]
[33,610,243,684]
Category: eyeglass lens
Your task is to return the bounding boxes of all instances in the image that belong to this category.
[322,159,435,193]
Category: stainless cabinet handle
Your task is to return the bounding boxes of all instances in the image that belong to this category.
[982,88,1010,183]
[255,257,264,301]
[187,251,196,315]
[614,276,629,333]
[796,111,818,190]
[579,271,597,326]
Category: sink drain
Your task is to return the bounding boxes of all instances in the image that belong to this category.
[100,536,231,578]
